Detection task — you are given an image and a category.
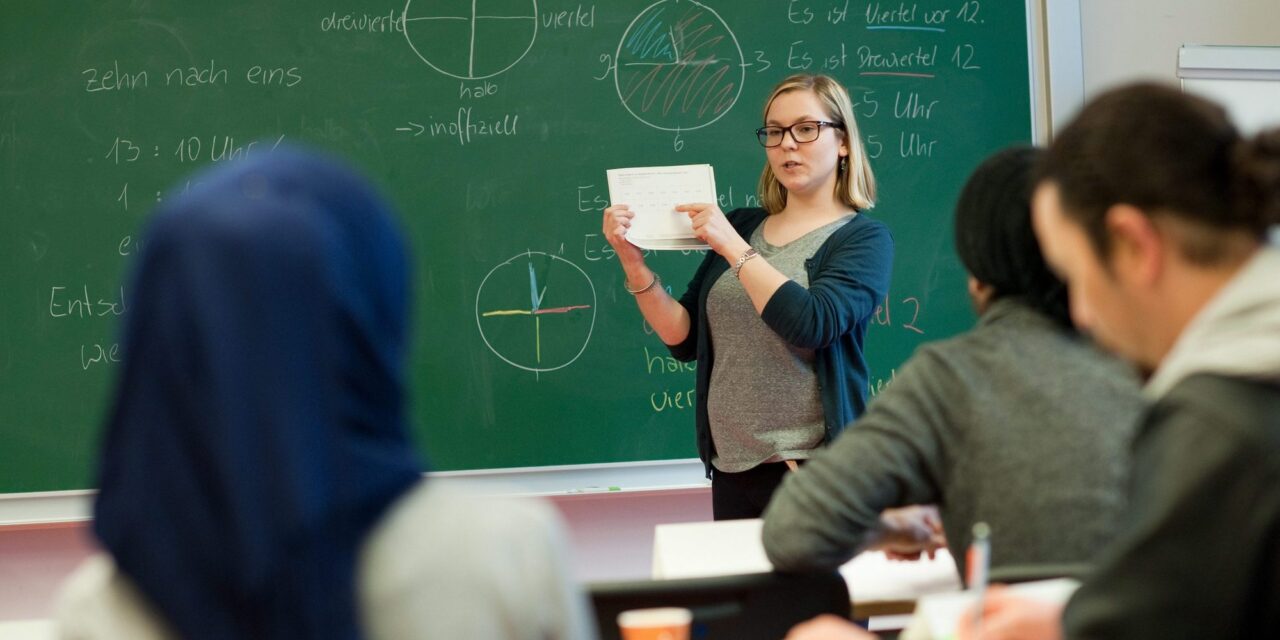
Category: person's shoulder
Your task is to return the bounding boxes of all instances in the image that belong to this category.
[360,481,569,595]
[54,554,176,639]
[725,207,768,231]
[831,212,893,250]
[847,211,891,233]
[906,305,1072,378]
[381,481,561,537]
[1157,374,1280,452]
[952,302,1132,377]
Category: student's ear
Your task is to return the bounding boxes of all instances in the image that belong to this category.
[966,276,995,314]
[1104,204,1163,287]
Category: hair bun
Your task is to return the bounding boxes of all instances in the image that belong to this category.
[1232,127,1280,232]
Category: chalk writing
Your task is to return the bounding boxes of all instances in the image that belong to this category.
[246,65,302,86]
[165,60,228,87]
[582,233,617,262]
[577,185,609,213]
[319,10,405,33]
[613,0,745,132]
[951,44,980,70]
[872,293,926,334]
[857,44,938,71]
[403,0,537,80]
[459,80,498,99]
[48,286,127,319]
[165,134,286,164]
[893,91,939,119]
[868,368,898,397]
[397,108,519,145]
[83,61,148,92]
[83,61,300,90]
[650,386,696,412]
[956,0,982,24]
[899,131,937,158]
[475,251,597,376]
[541,4,595,29]
[644,346,696,375]
[80,342,123,370]
[866,2,917,25]
[715,184,761,210]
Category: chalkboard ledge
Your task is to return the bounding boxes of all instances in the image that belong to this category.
[430,458,710,497]
[0,460,711,527]
[0,490,93,528]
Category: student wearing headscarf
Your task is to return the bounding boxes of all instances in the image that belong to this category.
[55,147,595,640]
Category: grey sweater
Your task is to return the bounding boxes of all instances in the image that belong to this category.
[762,299,1143,577]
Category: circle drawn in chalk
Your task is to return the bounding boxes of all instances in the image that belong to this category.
[475,251,596,374]
[403,0,538,80]
[614,0,745,132]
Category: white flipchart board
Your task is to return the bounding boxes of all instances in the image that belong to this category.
[1178,45,1280,135]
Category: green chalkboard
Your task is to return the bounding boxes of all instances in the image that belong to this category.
[1,0,1033,493]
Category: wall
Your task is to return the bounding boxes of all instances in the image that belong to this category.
[1078,0,1280,97]
[6,0,1280,623]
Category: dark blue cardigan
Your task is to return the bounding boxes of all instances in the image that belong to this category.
[667,208,894,477]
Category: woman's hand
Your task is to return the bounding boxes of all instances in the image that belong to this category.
[602,204,645,264]
[677,203,749,260]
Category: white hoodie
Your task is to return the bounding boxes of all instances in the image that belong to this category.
[1146,241,1280,399]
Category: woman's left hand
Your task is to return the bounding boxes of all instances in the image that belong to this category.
[677,203,749,259]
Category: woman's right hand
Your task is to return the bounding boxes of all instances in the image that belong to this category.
[603,204,645,264]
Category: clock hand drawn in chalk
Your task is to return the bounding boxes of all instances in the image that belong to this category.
[476,251,596,374]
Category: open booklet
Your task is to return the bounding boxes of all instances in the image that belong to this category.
[606,164,716,250]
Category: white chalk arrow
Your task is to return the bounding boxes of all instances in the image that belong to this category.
[394,122,425,136]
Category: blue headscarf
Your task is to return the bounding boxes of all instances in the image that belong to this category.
[93,147,424,639]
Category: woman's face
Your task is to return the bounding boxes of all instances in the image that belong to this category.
[764,89,848,202]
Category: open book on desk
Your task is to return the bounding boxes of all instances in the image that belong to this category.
[606,164,716,251]
[651,518,962,618]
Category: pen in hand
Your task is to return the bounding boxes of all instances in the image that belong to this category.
[967,522,991,635]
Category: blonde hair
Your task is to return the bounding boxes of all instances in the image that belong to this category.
[757,74,877,215]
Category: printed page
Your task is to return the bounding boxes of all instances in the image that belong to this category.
[606,164,716,250]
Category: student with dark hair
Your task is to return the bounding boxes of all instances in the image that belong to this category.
[53,147,594,640]
[963,83,1280,640]
[762,146,1143,583]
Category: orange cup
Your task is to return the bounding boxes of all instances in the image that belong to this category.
[617,607,692,640]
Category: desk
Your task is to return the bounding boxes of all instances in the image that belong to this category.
[651,519,962,619]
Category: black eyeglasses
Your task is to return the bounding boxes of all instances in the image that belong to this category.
[755,120,842,147]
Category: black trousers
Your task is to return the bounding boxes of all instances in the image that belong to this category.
[711,461,796,521]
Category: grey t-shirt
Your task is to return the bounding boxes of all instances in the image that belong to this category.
[706,215,853,473]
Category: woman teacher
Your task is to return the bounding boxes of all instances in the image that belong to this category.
[603,73,894,519]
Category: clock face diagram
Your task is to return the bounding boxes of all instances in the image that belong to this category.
[403,0,539,80]
[614,0,745,132]
[475,251,596,374]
